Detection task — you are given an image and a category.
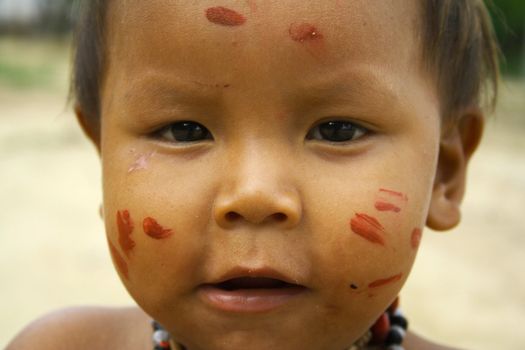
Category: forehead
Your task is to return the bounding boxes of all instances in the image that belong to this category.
[103,0,423,100]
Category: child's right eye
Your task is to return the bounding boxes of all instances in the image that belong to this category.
[157,121,213,143]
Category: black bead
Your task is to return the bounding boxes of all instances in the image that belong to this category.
[389,314,408,330]
[152,321,163,331]
[385,329,404,345]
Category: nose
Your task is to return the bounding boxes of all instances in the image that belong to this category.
[213,148,302,229]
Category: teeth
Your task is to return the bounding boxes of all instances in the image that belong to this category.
[218,277,292,290]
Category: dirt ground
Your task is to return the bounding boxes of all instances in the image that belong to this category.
[1,41,524,349]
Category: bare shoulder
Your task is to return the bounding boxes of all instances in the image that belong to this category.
[404,331,466,350]
[6,306,152,350]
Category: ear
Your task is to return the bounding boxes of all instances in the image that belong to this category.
[74,104,101,153]
[426,107,484,231]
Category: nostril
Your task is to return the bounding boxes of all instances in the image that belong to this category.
[225,212,241,221]
[272,213,287,222]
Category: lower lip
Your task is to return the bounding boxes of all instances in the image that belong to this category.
[198,285,307,313]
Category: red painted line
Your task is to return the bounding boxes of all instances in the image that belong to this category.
[374,201,401,213]
[117,210,135,257]
[411,228,422,249]
[350,213,385,245]
[368,273,403,288]
[143,217,173,239]
[108,240,129,280]
[379,188,408,201]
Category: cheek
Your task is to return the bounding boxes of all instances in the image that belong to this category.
[102,154,215,296]
[310,186,423,297]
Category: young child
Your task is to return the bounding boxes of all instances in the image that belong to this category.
[7,0,499,349]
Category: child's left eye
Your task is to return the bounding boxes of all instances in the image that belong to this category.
[306,120,368,143]
[157,121,213,143]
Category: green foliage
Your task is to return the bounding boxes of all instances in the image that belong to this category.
[0,37,69,90]
[490,0,525,75]
[0,60,53,88]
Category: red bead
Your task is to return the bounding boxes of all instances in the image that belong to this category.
[370,312,390,344]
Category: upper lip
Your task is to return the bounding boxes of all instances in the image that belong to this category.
[206,266,304,287]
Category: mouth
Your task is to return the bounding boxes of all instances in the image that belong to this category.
[198,273,307,313]
[214,277,301,291]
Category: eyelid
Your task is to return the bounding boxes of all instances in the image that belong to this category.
[153,120,214,144]
[306,119,372,144]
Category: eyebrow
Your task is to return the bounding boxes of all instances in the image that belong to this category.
[294,63,402,108]
[121,70,225,105]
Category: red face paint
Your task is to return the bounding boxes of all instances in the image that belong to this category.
[368,273,403,288]
[143,217,173,239]
[350,213,385,245]
[289,23,323,43]
[117,210,135,257]
[374,201,401,213]
[379,188,408,201]
[108,240,129,280]
[206,7,246,26]
[411,228,422,249]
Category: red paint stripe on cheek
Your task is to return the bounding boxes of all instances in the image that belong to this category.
[143,217,173,239]
[374,201,401,213]
[350,213,385,245]
[379,188,408,201]
[117,210,135,257]
[411,228,422,249]
[206,7,246,26]
[368,273,403,288]
[108,240,129,280]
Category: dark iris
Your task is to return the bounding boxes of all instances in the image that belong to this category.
[311,121,362,142]
[166,121,212,142]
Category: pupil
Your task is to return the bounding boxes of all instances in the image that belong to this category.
[319,121,356,142]
[170,122,208,142]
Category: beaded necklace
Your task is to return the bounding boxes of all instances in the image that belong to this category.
[152,297,408,350]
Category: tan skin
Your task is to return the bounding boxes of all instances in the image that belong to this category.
[8,0,482,349]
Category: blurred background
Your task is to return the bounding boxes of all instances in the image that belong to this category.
[0,0,524,349]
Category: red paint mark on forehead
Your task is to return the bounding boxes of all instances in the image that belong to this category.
[411,228,422,249]
[289,23,323,43]
[143,217,173,239]
[108,240,129,280]
[368,273,403,288]
[206,7,246,26]
[350,213,385,245]
[117,210,135,257]
[379,188,408,201]
[374,201,401,213]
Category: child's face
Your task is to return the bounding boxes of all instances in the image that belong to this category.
[100,1,440,348]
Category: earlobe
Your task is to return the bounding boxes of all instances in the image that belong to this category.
[426,108,484,231]
[74,104,101,152]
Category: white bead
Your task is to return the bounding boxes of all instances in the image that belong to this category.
[153,329,170,344]
[391,324,406,338]
[393,308,404,317]
[387,345,404,350]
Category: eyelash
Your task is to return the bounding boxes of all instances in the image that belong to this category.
[157,121,213,143]
[306,120,368,143]
[156,120,368,144]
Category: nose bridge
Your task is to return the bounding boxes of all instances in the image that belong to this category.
[213,138,302,229]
